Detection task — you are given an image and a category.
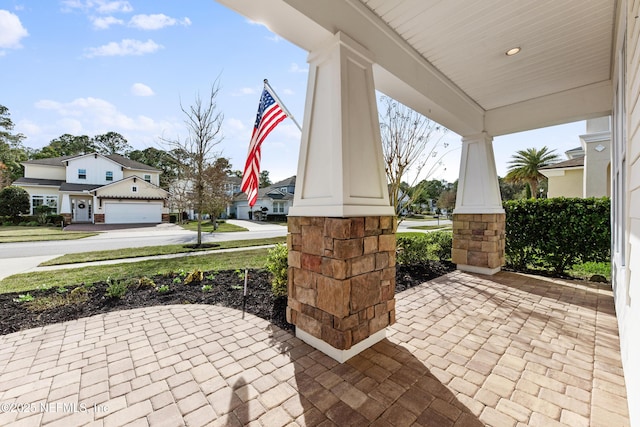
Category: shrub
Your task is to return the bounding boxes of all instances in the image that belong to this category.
[396,231,453,265]
[105,278,128,299]
[0,187,30,219]
[504,197,610,273]
[266,243,288,297]
[184,269,204,284]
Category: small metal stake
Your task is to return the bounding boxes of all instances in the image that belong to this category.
[242,268,248,318]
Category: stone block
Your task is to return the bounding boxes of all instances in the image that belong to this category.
[293,268,315,289]
[325,218,351,239]
[351,254,376,276]
[468,240,483,251]
[291,233,302,250]
[369,313,389,335]
[317,276,350,318]
[452,248,467,264]
[482,241,498,253]
[374,302,387,318]
[287,297,300,313]
[350,273,381,313]
[296,286,316,306]
[487,252,503,269]
[365,216,380,231]
[321,258,349,280]
[364,236,379,254]
[350,218,365,237]
[323,237,334,252]
[453,238,469,250]
[322,326,352,350]
[301,253,322,273]
[301,225,324,255]
[455,214,475,221]
[468,251,488,267]
[352,324,370,345]
[288,250,301,269]
[379,234,396,252]
[380,216,393,230]
[386,299,395,312]
[334,238,363,259]
[288,217,301,233]
[296,313,322,338]
[375,252,390,270]
[334,314,359,331]
[381,283,393,301]
[381,267,395,280]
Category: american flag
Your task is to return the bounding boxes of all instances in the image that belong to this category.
[241,86,288,207]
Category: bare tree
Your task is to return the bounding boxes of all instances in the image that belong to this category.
[379,96,450,219]
[164,81,224,245]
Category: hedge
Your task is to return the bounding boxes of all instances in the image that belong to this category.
[504,197,610,273]
[396,231,452,264]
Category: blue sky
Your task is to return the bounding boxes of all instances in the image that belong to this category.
[1,1,586,184]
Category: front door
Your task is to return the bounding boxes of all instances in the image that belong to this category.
[74,199,90,222]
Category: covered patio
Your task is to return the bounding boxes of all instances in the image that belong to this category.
[0,271,628,426]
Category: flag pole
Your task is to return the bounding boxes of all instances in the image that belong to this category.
[264,79,302,132]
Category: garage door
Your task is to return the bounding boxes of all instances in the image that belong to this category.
[104,202,162,224]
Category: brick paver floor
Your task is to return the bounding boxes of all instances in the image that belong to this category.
[0,271,630,426]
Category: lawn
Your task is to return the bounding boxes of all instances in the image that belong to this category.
[179,220,248,232]
[41,236,287,265]
[0,248,272,294]
[0,226,97,243]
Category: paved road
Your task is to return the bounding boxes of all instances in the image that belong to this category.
[0,220,287,280]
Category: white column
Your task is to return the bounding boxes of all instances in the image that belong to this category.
[289,31,394,218]
[454,133,503,214]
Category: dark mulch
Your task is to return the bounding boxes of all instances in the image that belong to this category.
[0,262,455,336]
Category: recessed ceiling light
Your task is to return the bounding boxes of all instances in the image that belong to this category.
[506,47,521,56]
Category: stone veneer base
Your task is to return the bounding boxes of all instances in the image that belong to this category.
[452,213,505,273]
[296,328,386,363]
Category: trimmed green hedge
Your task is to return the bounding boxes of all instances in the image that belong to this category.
[504,197,610,273]
[396,231,452,264]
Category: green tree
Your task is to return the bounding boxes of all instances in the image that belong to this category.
[0,186,30,219]
[32,134,96,159]
[259,170,272,188]
[93,132,132,155]
[201,157,233,227]
[0,104,28,182]
[128,147,184,190]
[505,147,559,199]
[499,177,527,201]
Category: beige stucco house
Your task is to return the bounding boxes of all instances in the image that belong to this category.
[540,117,612,198]
[13,153,170,224]
[219,1,638,422]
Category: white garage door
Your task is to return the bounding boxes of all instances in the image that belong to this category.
[105,202,162,224]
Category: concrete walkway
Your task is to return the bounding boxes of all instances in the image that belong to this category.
[0,271,629,426]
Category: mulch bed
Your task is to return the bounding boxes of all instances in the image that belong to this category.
[0,262,455,336]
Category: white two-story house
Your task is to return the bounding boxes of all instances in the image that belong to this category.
[13,153,170,225]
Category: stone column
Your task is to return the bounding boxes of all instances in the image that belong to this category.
[287,31,396,362]
[452,133,505,275]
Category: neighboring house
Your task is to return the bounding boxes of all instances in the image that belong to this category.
[169,175,243,220]
[13,153,169,224]
[232,176,295,220]
[540,117,611,198]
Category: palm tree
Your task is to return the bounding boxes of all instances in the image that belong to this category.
[505,146,560,198]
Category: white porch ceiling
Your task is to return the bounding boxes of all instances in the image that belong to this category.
[215,0,616,136]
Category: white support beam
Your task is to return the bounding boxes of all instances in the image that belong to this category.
[485,81,613,136]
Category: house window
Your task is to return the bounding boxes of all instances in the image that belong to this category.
[31,195,58,215]
[273,201,285,213]
[132,186,138,193]
[144,174,151,183]
[106,171,113,181]
[78,169,86,179]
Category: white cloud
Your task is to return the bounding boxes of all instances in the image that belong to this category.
[131,82,154,96]
[232,87,257,97]
[92,16,124,29]
[84,39,163,57]
[227,118,246,131]
[288,63,308,73]
[0,10,29,49]
[61,1,132,14]
[283,89,294,95]
[129,14,191,30]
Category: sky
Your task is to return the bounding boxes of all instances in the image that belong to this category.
[1,1,588,185]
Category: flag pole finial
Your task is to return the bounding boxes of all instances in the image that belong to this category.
[263,79,268,84]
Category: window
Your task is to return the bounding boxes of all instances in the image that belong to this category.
[131,186,138,193]
[106,171,113,181]
[144,174,151,183]
[31,195,58,215]
[78,169,86,179]
[273,201,285,213]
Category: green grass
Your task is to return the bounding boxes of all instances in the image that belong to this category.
[407,225,453,231]
[0,249,271,294]
[0,226,97,242]
[40,236,287,266]
[179,221,248,232]
[569,261,611,280]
